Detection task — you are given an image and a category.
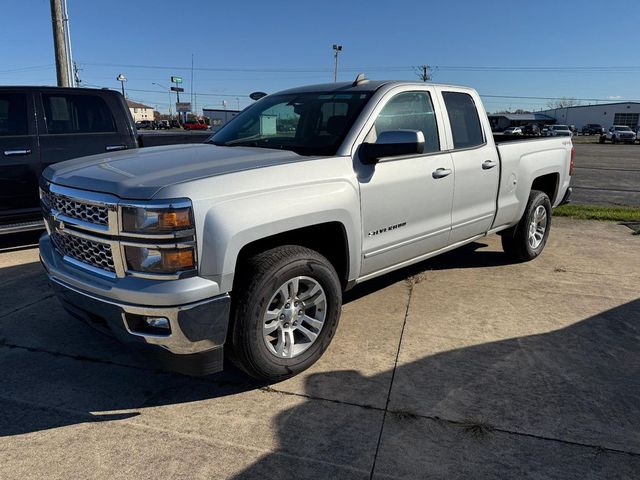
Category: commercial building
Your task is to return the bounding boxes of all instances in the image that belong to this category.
[536,102,640,130]
[491,102,640,132]
[126,100,154,122]
[202,108,240,132]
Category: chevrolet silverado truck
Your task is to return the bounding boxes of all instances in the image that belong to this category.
[39,78,573,381]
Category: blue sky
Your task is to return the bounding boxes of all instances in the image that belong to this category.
[2,0,639,113]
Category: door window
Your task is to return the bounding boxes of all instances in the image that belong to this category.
[0,93,28,136]
[442,92,485,149]
[372,91,440,153]
[42,94,116,134]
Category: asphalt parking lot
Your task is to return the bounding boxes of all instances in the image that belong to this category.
[564,143,640,206]
[1,217,638,479]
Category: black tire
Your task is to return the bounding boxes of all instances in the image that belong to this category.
[228,245,342,382]
[501,190,552,262]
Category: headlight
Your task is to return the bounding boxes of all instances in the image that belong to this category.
[124,245,196,274]
[121,204,194,234]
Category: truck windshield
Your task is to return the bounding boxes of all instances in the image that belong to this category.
[615,126,631,131]
[208,92,373,156]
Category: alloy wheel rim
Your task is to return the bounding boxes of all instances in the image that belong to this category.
[528,205,547,249]
[262,276,327,358]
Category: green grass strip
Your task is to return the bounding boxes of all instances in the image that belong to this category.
[554,204,640,222]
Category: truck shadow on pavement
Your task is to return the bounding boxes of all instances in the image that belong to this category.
[231,298,640,479]
[1,248,638,477]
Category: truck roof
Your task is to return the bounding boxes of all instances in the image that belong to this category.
[275,80,473,95]
[0,85,121,95]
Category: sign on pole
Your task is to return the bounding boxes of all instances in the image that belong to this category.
[171,76,183,84]
[176,102,191,113]
[171,86,184,92]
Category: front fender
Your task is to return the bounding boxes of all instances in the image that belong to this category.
[197,181,361,293]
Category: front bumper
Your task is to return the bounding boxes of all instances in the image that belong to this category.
[40,234,231,375]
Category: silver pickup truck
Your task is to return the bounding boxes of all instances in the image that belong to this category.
[39,78,573,381]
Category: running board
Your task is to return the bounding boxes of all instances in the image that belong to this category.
[0,219,45,235]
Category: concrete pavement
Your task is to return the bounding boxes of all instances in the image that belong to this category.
[0,217,638,479]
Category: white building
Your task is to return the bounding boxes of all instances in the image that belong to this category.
[537,102,640,130]
[127,100,155,122]
[202,108,240,132]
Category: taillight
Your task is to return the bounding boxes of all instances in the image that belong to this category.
[569,146,575,176]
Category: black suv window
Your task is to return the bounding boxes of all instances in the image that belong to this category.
[42,94,116,134]
[442,92,485,149]
[0,93,28,136]
[374,91,440,153]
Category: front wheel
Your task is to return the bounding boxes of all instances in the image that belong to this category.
[501,190,552,262]
[228,246,342,382]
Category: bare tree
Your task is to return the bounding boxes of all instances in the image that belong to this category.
[546,97,580,109]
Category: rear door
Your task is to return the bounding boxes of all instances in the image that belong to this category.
[438,89,500,243]
[37,90,136,173]
[0,90,40,219]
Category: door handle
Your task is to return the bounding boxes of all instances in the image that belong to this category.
[432,168,452,179]
[4,149,31,156]
[105,145,127,152]
[482,160,498,169]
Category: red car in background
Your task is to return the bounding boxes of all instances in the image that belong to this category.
[183,120,210,131]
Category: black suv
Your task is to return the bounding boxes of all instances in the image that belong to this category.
[522,124,540,136]
[582,124,604,135]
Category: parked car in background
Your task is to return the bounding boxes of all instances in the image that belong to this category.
[503,126,523,135]
[39,79,573,380]
[156,120,171,130]
[600,125,636,144]
[522,124,540,136]
[582,123,604,135]
[569,125,577,136]
[183,120,210,131]
[135,120,155,130]
[546,125,573,137]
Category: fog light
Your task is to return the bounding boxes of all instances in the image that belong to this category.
[145,317,170,330]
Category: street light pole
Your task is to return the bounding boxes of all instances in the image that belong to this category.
[332,44,342,83]
[152,82,172,115]
[117,73,126,97]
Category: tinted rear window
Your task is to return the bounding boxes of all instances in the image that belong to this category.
[43,94,117,134]
[442,92,484,149]
[0,93,28,136]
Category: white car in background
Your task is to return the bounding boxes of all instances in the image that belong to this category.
[601,125,636,144]
[546,125,573,137]
[503,126,523,135]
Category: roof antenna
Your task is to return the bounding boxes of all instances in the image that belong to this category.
[353,73,368,86]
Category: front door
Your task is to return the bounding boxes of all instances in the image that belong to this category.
[0,91,40,221]
[357,89,454,278]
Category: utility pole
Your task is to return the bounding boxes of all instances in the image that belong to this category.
[332,44,342,82]
[61,0,75,87]
[415,65,431,82]
[50,0,70,87]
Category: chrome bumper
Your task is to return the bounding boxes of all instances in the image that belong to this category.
[40,234,230,376]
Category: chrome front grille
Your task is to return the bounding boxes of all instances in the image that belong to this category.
[51,231,116,273]
[41,190,109,226]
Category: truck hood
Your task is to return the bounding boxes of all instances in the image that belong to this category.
[43,143,307,199]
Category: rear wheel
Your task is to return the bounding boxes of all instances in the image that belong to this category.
[501,190,552,262]
[228,245,342,382]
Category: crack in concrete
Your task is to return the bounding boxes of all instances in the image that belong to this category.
[368,281,414,480]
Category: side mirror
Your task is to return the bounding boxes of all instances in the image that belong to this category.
[360,130,425,164]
